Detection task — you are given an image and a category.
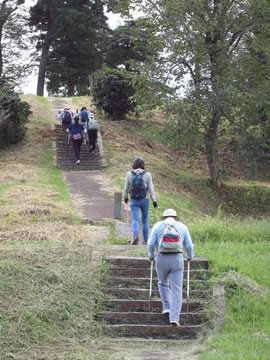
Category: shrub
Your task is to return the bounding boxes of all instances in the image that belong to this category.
[0,80,31,146]
[92,68,135,119]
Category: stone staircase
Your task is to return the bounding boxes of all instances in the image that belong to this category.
[54,124,106,171]
[97,256,211,339]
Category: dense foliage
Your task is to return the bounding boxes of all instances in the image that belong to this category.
[92,68,135,118]
[0,80,31,146]
[30,0,109,96]
[113,0,270,186]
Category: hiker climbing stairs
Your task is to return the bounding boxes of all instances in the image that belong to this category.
[98,256,211,339]
[54,124,106,171]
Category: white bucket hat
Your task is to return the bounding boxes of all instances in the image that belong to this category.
[162,208,177,218]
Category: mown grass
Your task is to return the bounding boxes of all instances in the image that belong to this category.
[1,95,270,359]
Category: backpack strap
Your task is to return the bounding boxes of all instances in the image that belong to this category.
[131,170,146,175]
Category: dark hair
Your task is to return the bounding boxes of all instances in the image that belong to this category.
[74,116,79,127]
[81,107,86,111]
[132,157,145,170]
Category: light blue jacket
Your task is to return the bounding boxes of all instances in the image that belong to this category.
[147,217,194,259]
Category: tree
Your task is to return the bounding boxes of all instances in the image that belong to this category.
[0,0,25,78]
[46,0,108,96]
[92,67,135,118]
[119,0,270,187]
[0,79,31,146]
[105,19,152,72]
[29,0,64,96]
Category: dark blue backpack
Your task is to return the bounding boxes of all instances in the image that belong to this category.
[81,110,89,122]
[130,171,147,200]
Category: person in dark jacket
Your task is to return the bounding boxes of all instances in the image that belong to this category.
[68,116,86,164]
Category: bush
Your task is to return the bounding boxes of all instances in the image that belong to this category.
[92,68,135,119]
[0,80,31,146]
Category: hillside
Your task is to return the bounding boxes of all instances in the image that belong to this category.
[0,95,269,360]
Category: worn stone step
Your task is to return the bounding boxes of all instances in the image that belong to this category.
[106,324,201,339]
[98,311,208,325]
[56,164,105,170]
[101,287,210,300]
[107,267,210,280]
[102,299,202,312]
[105,257,209,270]
[104,277,208,289]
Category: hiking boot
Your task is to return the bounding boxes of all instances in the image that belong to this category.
[132,235,139,245]
[170,321,180,327]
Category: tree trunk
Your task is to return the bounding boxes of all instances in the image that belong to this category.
[205,110,222,188]
[67,80,75,96]
[36,43,50,96]
[0,27,3,77]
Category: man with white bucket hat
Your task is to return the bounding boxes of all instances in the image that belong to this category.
[147,208,194,326]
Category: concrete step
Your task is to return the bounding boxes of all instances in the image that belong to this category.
[107,267,210,280]
[101,287,210,300]
[57,164,106,171]
[104,277,208,289]
[105,257,209,270]
[106,324,201,339]
[102,299,202,313]
[98,311,208,325]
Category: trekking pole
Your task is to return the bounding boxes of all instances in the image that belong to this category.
[126,204,131,244]
[148,260,154,325]
[186,259,190,324]
[154,207,159,222]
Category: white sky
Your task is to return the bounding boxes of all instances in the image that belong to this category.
[22,1,125,95]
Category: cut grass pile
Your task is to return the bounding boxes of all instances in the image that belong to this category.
[0,245,105,360]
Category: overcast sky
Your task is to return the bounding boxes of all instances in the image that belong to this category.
[23,0,125,95]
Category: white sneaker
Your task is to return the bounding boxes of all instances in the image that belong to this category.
[170,321,180,327]
[162,309,170,314]
[76,160,80,164]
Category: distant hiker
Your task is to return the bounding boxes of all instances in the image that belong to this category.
[124,156,157,245]
[57,107,73,130]
[87,110,99,155]
[76,107,98,154]
[67,116,86,164]
[147,208,194,327]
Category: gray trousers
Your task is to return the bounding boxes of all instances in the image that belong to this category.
[155,252,184,323]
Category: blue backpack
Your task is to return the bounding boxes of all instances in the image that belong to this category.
[81,110,89,122]
[130,171,147,200]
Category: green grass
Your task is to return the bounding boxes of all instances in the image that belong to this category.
[0,245,105,359]
[1,95,270,359]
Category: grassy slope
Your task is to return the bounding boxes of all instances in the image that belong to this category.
[0,95,269,359]
[97,103,270,359]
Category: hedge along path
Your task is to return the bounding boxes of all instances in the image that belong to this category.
[48,97,121,222]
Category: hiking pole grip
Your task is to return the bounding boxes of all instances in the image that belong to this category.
[186,259,190,324]
[148,260,154,325]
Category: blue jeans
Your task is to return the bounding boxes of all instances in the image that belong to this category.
[130,198,149,242]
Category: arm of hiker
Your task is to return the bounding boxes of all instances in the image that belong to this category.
[123,172,131,203]
[183,225,194,260]
[146,173,157,203]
